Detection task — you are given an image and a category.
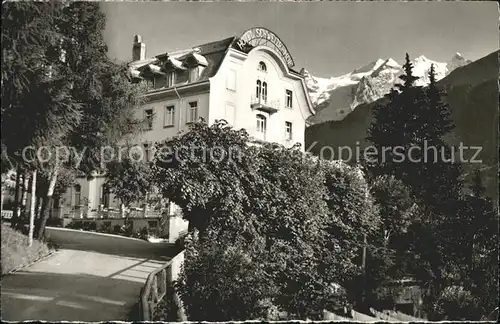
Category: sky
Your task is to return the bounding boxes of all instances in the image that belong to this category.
[102,1,499,77]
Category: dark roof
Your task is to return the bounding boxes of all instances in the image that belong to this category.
[129,37,235,82]
[196,37,235,81]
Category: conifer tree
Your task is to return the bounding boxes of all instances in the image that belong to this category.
[366,55,468,302]
[366,53,425,180]
[367,56,463,214]
[411,65,462,213]
[459,170,498,312]
[395,53,419,91]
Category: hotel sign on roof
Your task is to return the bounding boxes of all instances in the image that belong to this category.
[234,27,295,68]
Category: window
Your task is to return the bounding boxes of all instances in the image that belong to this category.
[74,184,81,206]
[256,80,262,99]
[286,89,293,108]
[285,122,293,140]
[164,105,175,127]
[256,114,267,137]
[258,61,267,72]
[144,109,154,130]
[176,70,189,84]
[189,67,199,82]
[148,221,158,228]
[154,75,166,89]
[187,101,198,123]
[262,82,268,102]
[166,72,175,87]
[226,70,236,91]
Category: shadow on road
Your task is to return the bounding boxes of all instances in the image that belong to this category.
[1,271,144,321]
[46,227,181,260]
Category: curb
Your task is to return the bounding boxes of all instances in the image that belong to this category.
[1,249,58,277]
[46,226,155,243]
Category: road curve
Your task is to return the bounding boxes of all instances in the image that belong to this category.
[1,228,179,321]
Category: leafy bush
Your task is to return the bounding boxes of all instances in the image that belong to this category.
[176,234,279,321]
[99,221,112,233]
[112,224,123,234]
[154,121,380,320]
[123,222,133,237]
[1,224,51,275]
[432,285,481,320]
[66,220,83,230]
[153,281,182,321]
[82,221,96,231]
[46,218,63,227]
[138,226,149,240]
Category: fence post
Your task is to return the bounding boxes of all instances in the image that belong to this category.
[159,269,167,298]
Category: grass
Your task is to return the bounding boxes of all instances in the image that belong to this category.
[1,223,51,275]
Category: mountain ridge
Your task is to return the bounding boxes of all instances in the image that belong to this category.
[304,50,499,199]
[304,53,472,123]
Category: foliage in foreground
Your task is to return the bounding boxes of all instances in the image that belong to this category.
[366,55,498,318]
[1,223,51,275]
[432,285,482,320]
[1,1,146,237]
[154,120,378,320]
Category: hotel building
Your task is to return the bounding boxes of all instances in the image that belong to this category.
[55,28,316,240]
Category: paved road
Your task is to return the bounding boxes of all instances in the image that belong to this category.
[1,229,179,321]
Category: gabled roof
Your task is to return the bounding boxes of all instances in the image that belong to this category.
[126,32,314,114]
[128,37,235,82]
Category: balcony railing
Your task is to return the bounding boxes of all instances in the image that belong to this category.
[60,206,161,219]
[250,95,280,114]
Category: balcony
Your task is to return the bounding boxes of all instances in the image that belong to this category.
[250,95,280,114]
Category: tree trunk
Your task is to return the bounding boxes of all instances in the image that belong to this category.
[1,183,4,213]
[14,171,28,230]
[361,233,367,305]
[35,196,41,219]
[28,170,37,246]
[19,171,30,228]
[11,167,21,228]
[36,165,59,239]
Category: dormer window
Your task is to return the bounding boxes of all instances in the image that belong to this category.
[176,69,189,84]
[189,66,199,82]
[166,71,175,87]
[258,61,267,72]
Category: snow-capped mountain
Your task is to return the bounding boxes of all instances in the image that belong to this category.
[304,53,471,123]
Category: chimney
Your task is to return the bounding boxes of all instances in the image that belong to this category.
[132,35,146,61]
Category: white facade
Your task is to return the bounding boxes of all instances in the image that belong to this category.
[208,47,312,147]
[56,28,315,239]
[128,29,314,149]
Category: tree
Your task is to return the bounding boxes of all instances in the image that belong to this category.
[1,1,82,232]
[177,232,279,321]
[367,57,463,214]
[396,53,419,92]
[366,55,469,313]
[452,170,499,314]
[153,119,259,235]
[155,121,378,320]
[34,2,146,238]
[319,160,381,311]
[105,151,153,217]
[370,175,415,245]
[432,285,482,320]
